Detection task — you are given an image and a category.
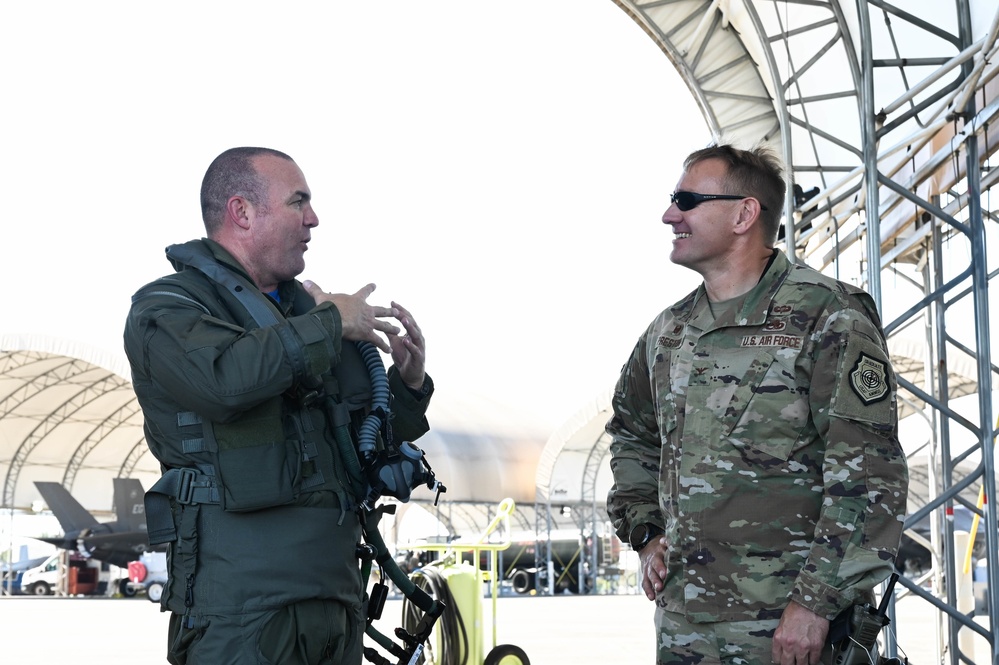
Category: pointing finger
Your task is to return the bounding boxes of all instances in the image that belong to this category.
[354,283,377,300]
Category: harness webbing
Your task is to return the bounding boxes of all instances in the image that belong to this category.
[172,244,313,380]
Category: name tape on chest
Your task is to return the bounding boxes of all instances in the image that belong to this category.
[657,336,683,348]
[740,334,803,349]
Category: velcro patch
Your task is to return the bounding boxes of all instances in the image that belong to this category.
[849,353,889,405]
[740,334,803,349]
[657,336,682,349]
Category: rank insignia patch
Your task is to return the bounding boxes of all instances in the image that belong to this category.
[849,353,890,405]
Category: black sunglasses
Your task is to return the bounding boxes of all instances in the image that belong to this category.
[670,190,769,212]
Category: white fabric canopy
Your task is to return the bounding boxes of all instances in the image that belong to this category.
[4,0,997,544]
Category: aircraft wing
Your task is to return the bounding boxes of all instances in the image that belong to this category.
[80,531,153,547]
[33,480,161,569]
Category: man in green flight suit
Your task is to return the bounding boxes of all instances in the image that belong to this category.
[124,147,434,665]
[606,144,908,665]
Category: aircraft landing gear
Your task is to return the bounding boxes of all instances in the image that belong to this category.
[118,578,137,597]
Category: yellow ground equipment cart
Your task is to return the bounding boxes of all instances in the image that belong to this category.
[401,498,530,665]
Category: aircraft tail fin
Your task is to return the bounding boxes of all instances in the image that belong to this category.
[112,478,147,532]
[34,481,100,533]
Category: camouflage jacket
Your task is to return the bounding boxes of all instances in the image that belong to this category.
[606,250,908,622]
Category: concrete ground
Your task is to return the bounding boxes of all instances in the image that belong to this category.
[0,592,979,664]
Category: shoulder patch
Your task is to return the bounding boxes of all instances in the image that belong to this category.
[849,353,890,405]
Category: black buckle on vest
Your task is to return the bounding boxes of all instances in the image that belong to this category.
[175,468,198,505]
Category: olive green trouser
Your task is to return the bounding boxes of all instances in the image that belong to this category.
[167,598,363,665]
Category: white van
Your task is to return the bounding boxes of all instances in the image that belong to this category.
[20,552,102,596]
[20,553,60,595]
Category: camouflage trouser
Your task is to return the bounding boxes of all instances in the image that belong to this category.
[167,598,364,665]
[654,606,779,665]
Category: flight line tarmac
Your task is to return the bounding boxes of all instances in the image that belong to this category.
[0,593,966,664]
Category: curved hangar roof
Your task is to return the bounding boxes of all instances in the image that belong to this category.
[0,336,160,514]
[536,0,997,517]
[4,1,998,534]
[0,335,546,519]
[614,0,999,268]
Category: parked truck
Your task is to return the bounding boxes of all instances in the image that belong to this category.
[403,531,620,595]
[497,532,619,595]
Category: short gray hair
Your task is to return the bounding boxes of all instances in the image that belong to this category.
[200,147,293,235]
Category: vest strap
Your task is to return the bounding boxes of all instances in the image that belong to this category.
[144,467,220,545]
[177,247,312,381]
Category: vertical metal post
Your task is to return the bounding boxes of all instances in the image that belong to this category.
[932,202,954,661]
[955,5,999,664]
[2,507,13,597]
[855,6,901,657]
[856,0,882,312]
[545,506,555,596]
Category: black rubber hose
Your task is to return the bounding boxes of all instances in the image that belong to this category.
[356,341,391,461]
[402,564,468,665]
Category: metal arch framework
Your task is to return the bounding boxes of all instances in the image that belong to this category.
[533,428,616,597]
[406,498,553,539]
[1,354,127,500]
[0,344,157,528]
[575,432,613,594]
[62,398,144,492]
[0,13,994,652]
[3,372,130,508]
[0,355,90,427]
[118,436,153,480]
[2,340,547,534]
[531,3,999,663]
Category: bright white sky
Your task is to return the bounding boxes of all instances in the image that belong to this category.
[1,1,709,436]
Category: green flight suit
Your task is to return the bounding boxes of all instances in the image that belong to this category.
[124,239,433,665]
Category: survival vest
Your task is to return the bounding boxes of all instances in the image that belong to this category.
[128,240,395,621]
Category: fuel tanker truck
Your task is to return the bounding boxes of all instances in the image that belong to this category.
[402,530,621,595]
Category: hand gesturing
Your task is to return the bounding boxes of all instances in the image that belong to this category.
[304,281,399,353]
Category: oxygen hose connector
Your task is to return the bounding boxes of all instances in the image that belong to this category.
[355,342,447,509]
[356,342,391,464]
[362,442,447,510]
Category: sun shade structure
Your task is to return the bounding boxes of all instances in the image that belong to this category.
[529,3,999,662]
[0,336,162,515]
[0,334,548,523]
[3,5,999,659]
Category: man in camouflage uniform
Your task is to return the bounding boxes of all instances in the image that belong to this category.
[606,145,907,665]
